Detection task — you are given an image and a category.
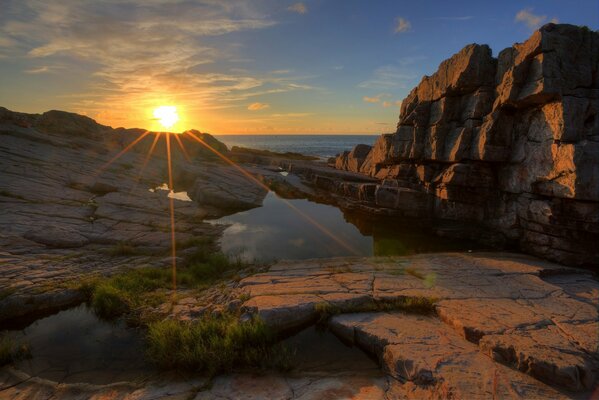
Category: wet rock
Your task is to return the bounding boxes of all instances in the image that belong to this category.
[189,164,268,211]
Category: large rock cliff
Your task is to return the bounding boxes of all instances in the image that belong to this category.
[335,24,599,267]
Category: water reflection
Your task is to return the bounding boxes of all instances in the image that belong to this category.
[148,182,192,201]
[8,304,157,384]
[283,326,380,373]
[211,192,480,262]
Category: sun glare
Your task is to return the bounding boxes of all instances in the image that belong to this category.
[153,106,179,129]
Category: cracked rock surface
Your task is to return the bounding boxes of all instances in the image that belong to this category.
[239,252,599,397]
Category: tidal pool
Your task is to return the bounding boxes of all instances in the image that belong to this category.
[211,192,481,262]
[7,304,158,385]
[283,326,380,374]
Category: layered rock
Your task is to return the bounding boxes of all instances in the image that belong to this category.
[0,107,268,320]
[238,253,599,397]
[335,24,599,267]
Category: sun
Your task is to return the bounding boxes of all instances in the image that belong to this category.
[153,106,179,129]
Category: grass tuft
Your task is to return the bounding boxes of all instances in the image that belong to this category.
[89,239,252,320]
[0,333,30,366]
[146,314,293,373]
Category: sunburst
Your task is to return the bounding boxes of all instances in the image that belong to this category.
[94,119,358,301]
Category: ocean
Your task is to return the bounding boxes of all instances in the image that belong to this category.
[215,134,378,159]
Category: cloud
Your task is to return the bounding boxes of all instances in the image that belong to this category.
[288,2,308,15]
[363,93,391,104]
[248,102,269,110]
[515,8,558,30]
[363,96,380,103]
[0,0,327,127]
[24,66,50,74]
[270,112,311,117]
[394,17,411,34]
[358,66,417,90]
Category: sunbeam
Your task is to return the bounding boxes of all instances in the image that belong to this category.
[173,133,191,162]
[95,130,151,176]
[183,130,359,256]
[165,133,178,297]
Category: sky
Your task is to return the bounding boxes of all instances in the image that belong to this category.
[0,0,597,134]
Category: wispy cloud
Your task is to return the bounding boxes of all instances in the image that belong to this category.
[363,96,381,103]
[358,66,417,90]
[394,17,411,34]
[0,0,329,129]
[515,8,558,30]
[288,2,308,15]
[270,112,311,118]
[363,93,391,104]
[24,66,51,74]
[248,102,269,110]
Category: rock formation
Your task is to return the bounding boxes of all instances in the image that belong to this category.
[238,253,599,397]
[335,24,599,267]
[0,107,265,319]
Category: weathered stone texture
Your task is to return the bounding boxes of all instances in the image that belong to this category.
[334,24,599,267]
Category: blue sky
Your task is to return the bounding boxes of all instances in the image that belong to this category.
[0,0,597,133]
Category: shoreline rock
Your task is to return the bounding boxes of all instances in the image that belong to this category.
[333,24,599,268]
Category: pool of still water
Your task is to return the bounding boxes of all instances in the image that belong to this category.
[6,191,482,385]
[6,304,159,384]
[211,191,481,262]
[6,305,380,384]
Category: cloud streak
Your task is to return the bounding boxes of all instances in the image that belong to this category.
[515,8,558,30]
[248,102,269,110]
[394,17,411,33]
[0,0,320,129]
[288,2,308,15]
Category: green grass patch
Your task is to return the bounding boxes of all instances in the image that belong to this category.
[0,333,30,366]
[88,240,252,320]
[377,296,438,315]
[146,314,293,373]
[90,267,170,319]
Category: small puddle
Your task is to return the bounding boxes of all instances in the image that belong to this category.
[283,326,380,374]
[6,304,158,385]
[148,182,192,202]
[212,191,481,261]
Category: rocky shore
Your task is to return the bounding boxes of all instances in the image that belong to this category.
[1,23,598,400]
[333,24,599,268]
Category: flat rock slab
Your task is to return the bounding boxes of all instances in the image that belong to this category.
[329,312,567,399]
[0,368,389,400]
[239,253,599,395]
